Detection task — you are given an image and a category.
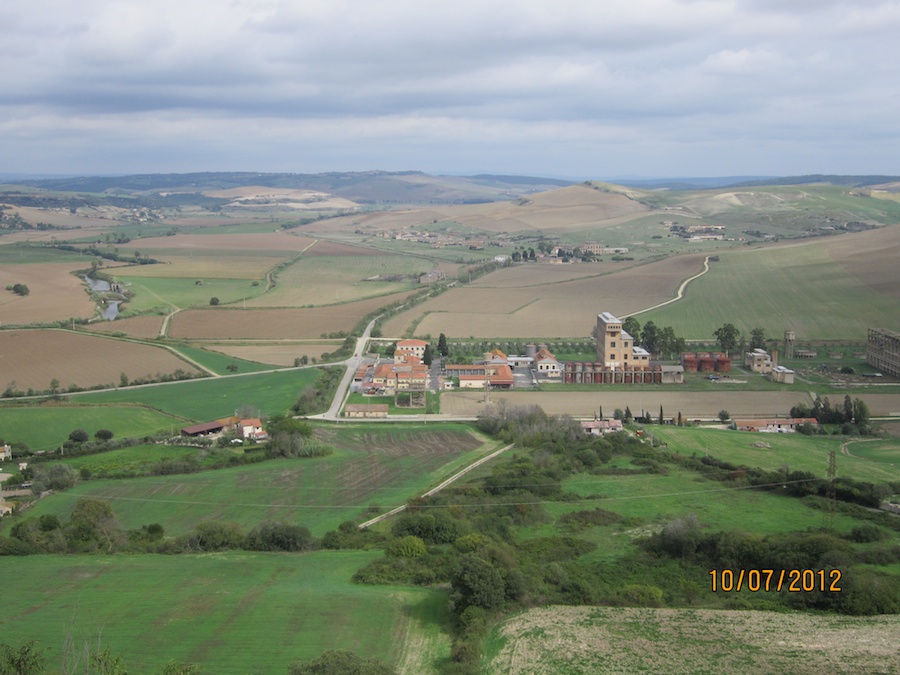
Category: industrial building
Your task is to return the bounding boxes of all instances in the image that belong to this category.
[868,328,900,378]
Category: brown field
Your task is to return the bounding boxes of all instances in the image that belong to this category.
[0,263,96,324]
[0,203,126,230]
[132,232,316,252]
[439,390,813,418]
[169,292,416,339]
[0,330,202,391]
[203,341,344,366]
[824,223,900,300]
[200,186,359,211]
[489,606,900,674]
[381,255,706,338]
[83,315,165,339]
[303,240,392,257]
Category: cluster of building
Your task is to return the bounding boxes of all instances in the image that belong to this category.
[868,327,900,378]
[564,313,684,384]
[180,416,267,441]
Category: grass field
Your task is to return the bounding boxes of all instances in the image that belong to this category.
[116,275,265,311]
[486,606,900,674]
[71,368,323,420]
[0,404,182,451]
[168,344,280,374]
[5,424,494,536]
[0,552,450,675]
[637,238,900,338]
[650,426,900,484]
[47,443,208,476]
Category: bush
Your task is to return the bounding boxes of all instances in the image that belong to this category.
[68,428,89,444]
[386,535,426,558]
[209,297,220,305]
[94,429,114,441]
[245,522,314,552]
[288,650,395,675]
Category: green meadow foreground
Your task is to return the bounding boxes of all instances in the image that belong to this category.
[0,552,451,675]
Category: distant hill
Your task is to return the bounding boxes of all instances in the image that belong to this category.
[14,171,576,205]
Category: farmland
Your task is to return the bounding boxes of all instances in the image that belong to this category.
[202,341,345,367]
[637,230,900,339]
[487,606,900,675]
[0,552,449,675]
[168,292,416,339]
[0,330,202,392]
[71,367,322,420]
[381,254,707,338]
[6,424,496,536]
[0,262,96,324]
[0,404,182,451]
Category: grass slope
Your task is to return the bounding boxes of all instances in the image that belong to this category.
[637,242,900,338]
[0,552,449,675]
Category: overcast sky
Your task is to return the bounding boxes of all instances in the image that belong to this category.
[2,0,898,178]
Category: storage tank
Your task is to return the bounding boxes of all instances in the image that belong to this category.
[715,357,731,372]
[698,357,716,372]
[682,356,699,372]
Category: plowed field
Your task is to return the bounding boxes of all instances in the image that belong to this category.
[84,315,165,339]
[0,263,96,324]
[0,330,201,391]
[205,341,344,366]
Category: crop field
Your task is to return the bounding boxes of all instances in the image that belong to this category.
[46,443,204,476]
[651,427,900,484]
[637,235,900,338]
[166,345,281,374]
[169,292,416,339]
[0,552,448,675]
[83,314,165,338]
[10,424,493,535]
[0,404,181,451]
[73,368,322,420]
[381,254,706,338]
[0,330,202,392]
[248,254,434,307]
[129,231,317,253]
[112,254,280,279]
[0,262,96,324]
[439,389,813,419]
[204,341,344,366]
[487,606,900,674]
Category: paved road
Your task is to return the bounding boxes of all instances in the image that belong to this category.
[309,317,379,421]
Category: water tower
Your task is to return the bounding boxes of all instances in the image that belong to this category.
[784,331,796,360]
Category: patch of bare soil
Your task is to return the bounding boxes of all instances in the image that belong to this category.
[489,606,900,674]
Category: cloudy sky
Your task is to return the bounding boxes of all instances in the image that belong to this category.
[2,0,898,178]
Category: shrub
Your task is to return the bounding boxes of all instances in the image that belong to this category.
[245,522,314,552]
[386,535,427,558]
[209,297,219,305]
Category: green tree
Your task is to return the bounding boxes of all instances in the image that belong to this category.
[852,398,870,426]
[718,409,731,423]
[658,405,664,425]
[94,429,114,441]
[714,323,739,355]
[68,428,89,444]
[209,297,220,306]
[422,344,434,366]
[451,554,505,612]
[749,327,766,350]
[622,316,641,340]
[437,333,450,357]
[640,321,659,355]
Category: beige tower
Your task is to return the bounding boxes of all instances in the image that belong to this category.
[596,312,634,368]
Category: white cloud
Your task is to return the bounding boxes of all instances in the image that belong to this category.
[0,0,898,176]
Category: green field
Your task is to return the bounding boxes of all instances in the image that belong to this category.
[169,344,279,374]
[650,426,900,484]
[0,552,449,675]
[5,424,496,536]
[70,368,324,420]
[0,244,87,264]
[117,275,265,311]
[0,405,183,452]
[46,443,212,477]
[637,243,900,338]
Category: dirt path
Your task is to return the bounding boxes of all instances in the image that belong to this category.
[627,255,710,317]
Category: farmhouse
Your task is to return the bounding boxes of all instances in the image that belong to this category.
[240,418,267,441]
[533,348,561,377]
[868,327,900,378]
[396,339,428,360]
[1,444,11,461]
[180,416,240,437]
[734,418,818,433]
[581,419,624,435]
[343,404,389,418]
[446,363,515,389]
[745,348,774,374]
[371,362,430,395]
